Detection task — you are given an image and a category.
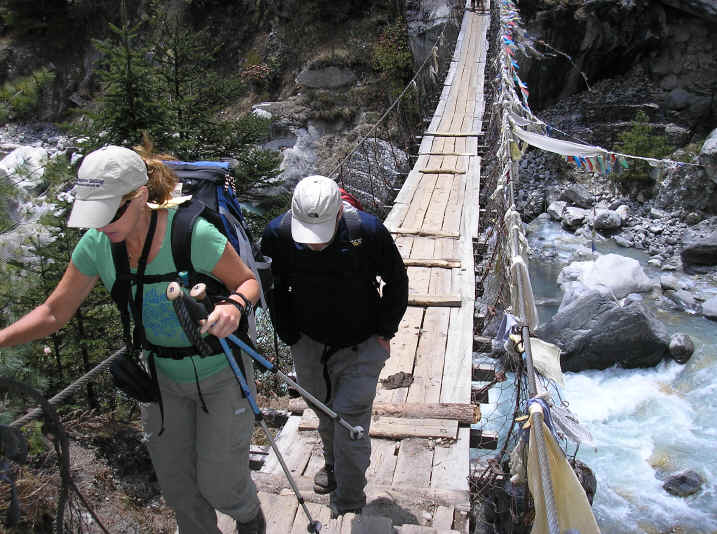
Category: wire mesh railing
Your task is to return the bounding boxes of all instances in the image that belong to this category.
[470,0,599,532]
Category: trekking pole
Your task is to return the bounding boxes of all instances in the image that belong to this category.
[190,283,365,441]
[168,284,323,534]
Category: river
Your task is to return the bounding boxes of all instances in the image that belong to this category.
[530,217,717,533]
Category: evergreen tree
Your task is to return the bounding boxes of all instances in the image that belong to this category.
[0,158,122,408]
[89,14,167,147]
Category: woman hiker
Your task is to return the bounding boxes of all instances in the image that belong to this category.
[0,145,265,534]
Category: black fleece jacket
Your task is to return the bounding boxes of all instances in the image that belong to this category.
[261,209,408,348]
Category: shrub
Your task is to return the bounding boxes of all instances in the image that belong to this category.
[613,111,673,182]
[0,67,55,123]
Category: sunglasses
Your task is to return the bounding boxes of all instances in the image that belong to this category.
[108,201,130,224]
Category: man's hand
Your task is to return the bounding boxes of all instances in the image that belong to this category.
[377,336,391,355]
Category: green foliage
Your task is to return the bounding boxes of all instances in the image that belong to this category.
[0,68,56,124]
[372,19,413,93]
[89,21,167,146]
[613,111,673,182]
[0,157,122,406]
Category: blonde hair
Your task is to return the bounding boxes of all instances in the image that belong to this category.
[132,133,177,205]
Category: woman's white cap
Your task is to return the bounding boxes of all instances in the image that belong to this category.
[291,175,341,244]
[67,146,148,228]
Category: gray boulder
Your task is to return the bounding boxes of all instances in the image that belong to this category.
[547,200,567,221]
[536,291,670,372]
[663,469,704,497]
[680,216,717,272]
[669,333,695,364]
[561,207,587,229]
[560,183,593,209]
[593,209,622,232]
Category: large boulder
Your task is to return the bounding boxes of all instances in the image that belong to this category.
[536,291,670,372]
[557,254,654,303]
[680,216,717,272]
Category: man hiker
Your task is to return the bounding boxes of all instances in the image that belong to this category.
[261,175,408,517]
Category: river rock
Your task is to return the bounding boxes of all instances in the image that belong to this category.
[663,469,703,497]
[702,295,717,320]
[680,216,717,272]
[557,254,654,302]
[560,183,593,208]
[593,209,622,232]
[561,207,587,229]
[547,200,567,221]
[535,290,670,372]
[669,333,695,364]
[663,289,700,313]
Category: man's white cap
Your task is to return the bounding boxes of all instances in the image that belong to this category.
[291,175,341,244]
[67,146,148,228]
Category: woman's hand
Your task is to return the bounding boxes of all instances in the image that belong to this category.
[200,301,241,339]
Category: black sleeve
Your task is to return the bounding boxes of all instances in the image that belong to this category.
[261,227,300,346]
[373,221,408,339]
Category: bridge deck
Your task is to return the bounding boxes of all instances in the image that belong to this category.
[242,5,490,533]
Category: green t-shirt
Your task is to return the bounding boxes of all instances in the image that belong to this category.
[71,208,229,383]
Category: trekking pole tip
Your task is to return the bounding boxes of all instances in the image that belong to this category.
[350,426,365,440]
[308,520,322,533]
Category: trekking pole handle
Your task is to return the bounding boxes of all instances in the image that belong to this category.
[168,281,211,324]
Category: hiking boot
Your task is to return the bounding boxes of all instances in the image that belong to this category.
[330,506,362,519]
[236,506,266,534]
[313,464,337,494]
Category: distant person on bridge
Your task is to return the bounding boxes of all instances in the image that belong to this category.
[0,146,265,534]
[261,175,408,517]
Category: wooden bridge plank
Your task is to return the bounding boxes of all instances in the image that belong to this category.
[442,173,466,236]
[431,427,470,492]
[429,267,453,296]
[366,438,398,486]
[299,412,457,440]
[401,173,438,232]
[393,438,434,488]
[408,266,431,295]
[407,308,450,404]
[259,492,299,534]
[410,236,436,259]
[433,505,455,530]
[341,513,393,534]
[422,172,455,234]
[376,306,423,404]
[395,235,415,259]
[290,503,331,534]
[440,305,473,404]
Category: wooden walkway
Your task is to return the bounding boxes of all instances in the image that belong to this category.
[237,5,491,533]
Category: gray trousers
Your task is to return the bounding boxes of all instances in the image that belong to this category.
[292,334,389,511]
[142,358,260,534]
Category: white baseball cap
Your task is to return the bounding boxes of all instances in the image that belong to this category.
[67,146,148,228]
[291,175,341,244]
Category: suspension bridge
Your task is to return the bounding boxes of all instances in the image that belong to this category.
[4,0,602,532]
[238,3,492,532]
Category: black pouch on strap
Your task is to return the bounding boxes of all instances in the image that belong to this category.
[110,351,160,403]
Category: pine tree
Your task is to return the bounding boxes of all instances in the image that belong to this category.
[89,10,167,147]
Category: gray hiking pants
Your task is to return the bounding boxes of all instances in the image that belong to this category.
[292,334,389,511]
[141,358,260,534]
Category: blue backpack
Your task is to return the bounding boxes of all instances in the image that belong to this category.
[110,160,272,360]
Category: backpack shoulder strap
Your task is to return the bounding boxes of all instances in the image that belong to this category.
[278,210,293,241]
[341,203,362,243]
[171,200,206,274]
